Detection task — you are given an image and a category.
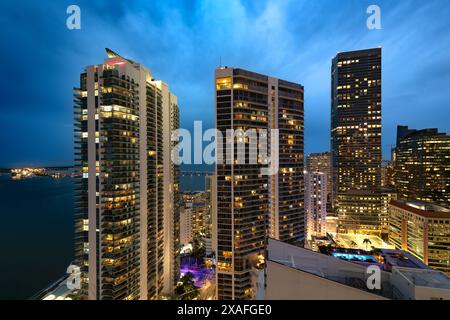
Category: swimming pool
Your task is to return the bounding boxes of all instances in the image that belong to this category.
[332,252,378,263]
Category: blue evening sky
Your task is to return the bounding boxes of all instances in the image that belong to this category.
[0,0,449,167]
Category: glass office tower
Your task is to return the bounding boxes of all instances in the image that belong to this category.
[394,126,450,208]
[331,48,383,237]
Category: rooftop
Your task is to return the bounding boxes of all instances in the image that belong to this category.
[332,233,394,251]
[378,249,428,270]
[390,200,450,218]
[399,126,448,140]
[32,275,76,300]
[268,238,450,300]
[397,268,450,290]
[333,47,382,60]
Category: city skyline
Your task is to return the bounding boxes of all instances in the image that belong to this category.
[1,1,450,303]
[1,0,450,167]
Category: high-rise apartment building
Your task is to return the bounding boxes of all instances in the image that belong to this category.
[331,48,383,237]
[389,200,450,274]
[209,174,218,259]
[306,152,333,211]
[180,204,193,246]
[180,191,211,247]
[204,175,214,255]
[305,172,327,240]
[215,67,304,300]
[73,49,180,300]
[394,126,450,208]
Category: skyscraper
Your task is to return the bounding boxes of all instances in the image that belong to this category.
[331,48,383,237]
[306,152,333,211]
[204,175,214,256]
[180,202,193,246]
[180,191,210,246]
[394,126,450,208]
[214,67,304,300]
[73,49,180,300]
[304,172,327,240]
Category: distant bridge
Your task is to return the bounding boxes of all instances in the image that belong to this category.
[180,171,213,177]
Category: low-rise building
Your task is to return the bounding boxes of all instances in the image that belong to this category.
[389,200,450,274]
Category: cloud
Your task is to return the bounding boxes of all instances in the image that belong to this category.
[0,0,449,166]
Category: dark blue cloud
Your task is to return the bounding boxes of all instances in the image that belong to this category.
[0,0,449,166]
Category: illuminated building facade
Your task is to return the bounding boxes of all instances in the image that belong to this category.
[209,175,218,258]
[381,188,397,238]
[331,48,383,236]
[306,152,333,211]
[381,160,395,188]
[180,203,193,246]
[73,49,180,300]
[305,172,327,240]
[180,191,211,246]
[214,67,304,300]
[389,200,450,274]
[204,175,214,255]
[394,126,450,208]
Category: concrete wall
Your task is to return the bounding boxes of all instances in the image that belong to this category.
[390,267,450,300]
[267,238,392,298]
[265,261,386,300]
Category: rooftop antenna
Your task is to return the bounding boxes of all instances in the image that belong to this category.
[219,56,222,68]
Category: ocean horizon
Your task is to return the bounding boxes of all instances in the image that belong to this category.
[0,172,206,299]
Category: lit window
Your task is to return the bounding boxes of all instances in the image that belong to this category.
[216,77,231,90]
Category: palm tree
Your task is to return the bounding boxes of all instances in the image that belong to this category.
[175,272,199,300]
[363,238,372,251]
[191,236,206,262]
